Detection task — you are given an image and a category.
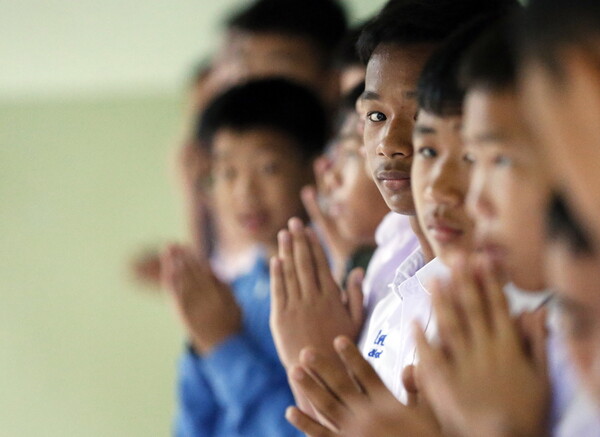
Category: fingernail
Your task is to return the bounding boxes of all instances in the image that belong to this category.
[301,348,316,364]
[334,336,350,351]
[288,217,303,232]
[278,230,291,245]
[291,366,304,381]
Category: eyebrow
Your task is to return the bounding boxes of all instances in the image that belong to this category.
[413,124,436,136]
[360,90,417,101]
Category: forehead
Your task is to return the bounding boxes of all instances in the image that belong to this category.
[414,111,463,139]
[364,43,434,97]
[212,128,299,159]
[463,89,524,143]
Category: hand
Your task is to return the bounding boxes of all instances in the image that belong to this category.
[269,217,364,371]
[301,185,358,283]
[414,260,550,437]
[130,249,162,288]
[285,336,442,437]
[161,244,242,354]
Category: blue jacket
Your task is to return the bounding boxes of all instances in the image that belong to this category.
[175,258,303,437]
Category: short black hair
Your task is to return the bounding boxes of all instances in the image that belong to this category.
[547,193,594,256]
[357,0,520,64]
[520,0,600,79]
[460,18,519,93]
[226,0,347,67]
[417,12,514,117]
[197,78,329,162]
[334,23,368,69]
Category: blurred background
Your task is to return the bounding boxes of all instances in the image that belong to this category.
[0,1,386,435]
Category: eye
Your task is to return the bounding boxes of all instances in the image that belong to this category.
[463,152,476,164]
[261,162,279,175]
[215,166,237,181]
[367,111,387,123]
[493,154,512,167]
[417,146,437,159]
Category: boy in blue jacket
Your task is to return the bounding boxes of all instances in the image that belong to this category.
[160,78,329,437]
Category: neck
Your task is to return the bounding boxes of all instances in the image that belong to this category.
[409,215,435,262]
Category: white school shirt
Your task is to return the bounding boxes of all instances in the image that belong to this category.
[362,254,552,404]
[360,251,444,403]
[358,212,419,349]
[547,303,600,437]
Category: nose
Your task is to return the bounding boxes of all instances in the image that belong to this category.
[425,158,465,207]
[376,118,414,159]
[233,171,260,204]
[466,165,495,220]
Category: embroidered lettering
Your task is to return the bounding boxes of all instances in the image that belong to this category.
[373,330,387,346]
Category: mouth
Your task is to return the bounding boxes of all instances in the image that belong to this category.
[475,240,508,263]
[426,218,465,244]
[238,212,269,233]
[375,169,411,192]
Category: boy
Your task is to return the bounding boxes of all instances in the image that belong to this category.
[217,0,347,106]
[519,0,600,248]
[415,22,600,437]
[301,83,389,285]
[270,0,517,383]
[161,78,328,436]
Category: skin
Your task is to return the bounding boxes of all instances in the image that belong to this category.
[218,30,339,106]
[161,128,313,354]
[359,43,435,215]
[211,128,312,256]
[464,89,549,291]
[521,50,600,248]
[326,111,389,247]
[411,111,474,265]
[415,261,550,437]
[547,240,600,408]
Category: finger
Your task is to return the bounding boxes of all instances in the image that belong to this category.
[301,185,336,236]
[289,217,321,297]
[270,256,287,311]
[480,259,513,338]
[413,321,448,382]
[285,406,338,437]
[305,227,340,294]
[300,347,359,408]
[333,336,392,403]
[278,229,301,300]
[289,365,346,429]
[429,278,467,357]
[455,260,490,347]
[402,365,419,407]
[345,268,365,332]
[528,308,549,374]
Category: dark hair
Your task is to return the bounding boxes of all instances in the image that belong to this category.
[334,23,368,69]
[547,193,594,256]
[520,0,600,79]
[226,0,347,67]
[341,81,365,113]
[357,0,520,64]
[417,12,514,117]
[460,19,519,92]
[197,78,329,161]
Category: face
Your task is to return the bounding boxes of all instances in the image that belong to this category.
[326,111,389,245]
[359,43,434,215]
[547,240,600,407]
[211,128,311,251]
[412,111,473,265]
[521,53,600,249]
[464,90,549,291]
[218,30,338,105]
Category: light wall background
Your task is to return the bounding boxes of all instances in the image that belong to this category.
[0,1,387,436]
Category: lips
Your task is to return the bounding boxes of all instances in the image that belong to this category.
[426,218,464,244]
[376,169,411,191]
[238,212,268,233]
[476,240,508,264]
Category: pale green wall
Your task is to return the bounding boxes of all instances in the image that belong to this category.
[1,1,387,436]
